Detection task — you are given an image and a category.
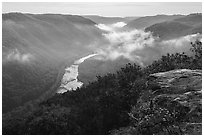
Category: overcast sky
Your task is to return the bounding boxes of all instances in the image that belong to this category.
[2,2,202,17]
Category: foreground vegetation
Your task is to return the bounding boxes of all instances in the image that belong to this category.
[2,40,202,135]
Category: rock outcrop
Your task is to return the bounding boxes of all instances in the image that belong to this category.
[148,69,201,93]
[147,69,202,134]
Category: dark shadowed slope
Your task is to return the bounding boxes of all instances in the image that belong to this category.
[124,14,184,29]
[2,12,104,113]
[145,13,202,40]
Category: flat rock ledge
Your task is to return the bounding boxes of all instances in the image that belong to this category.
[147,69,202,134]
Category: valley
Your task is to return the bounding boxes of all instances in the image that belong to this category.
[2,3,202,134]
[2,12,202,113]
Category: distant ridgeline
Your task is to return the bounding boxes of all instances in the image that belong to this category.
[145,13,202,40]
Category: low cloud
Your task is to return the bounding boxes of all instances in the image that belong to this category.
[111,22,127,28]
[96,24,114,32]
[96,22,127,32]
[95,23,201,66]
[6,49,33,63]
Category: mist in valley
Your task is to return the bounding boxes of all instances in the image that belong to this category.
[2,2,202,135]
[78,21,201,85]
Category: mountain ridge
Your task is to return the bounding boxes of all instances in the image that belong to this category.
[124,14,185,29]
[145,13,202,40]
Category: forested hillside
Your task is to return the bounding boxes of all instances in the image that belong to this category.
[2,40,202,135]
[124,14,184,29]
[145,13,202,40]
[2,13,104,113]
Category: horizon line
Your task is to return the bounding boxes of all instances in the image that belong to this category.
[2,11,202,18]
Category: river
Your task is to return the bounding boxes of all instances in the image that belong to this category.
[57,54,98,93]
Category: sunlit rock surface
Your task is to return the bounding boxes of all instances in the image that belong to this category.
[148,69,202,93]
[148,69,202,134]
